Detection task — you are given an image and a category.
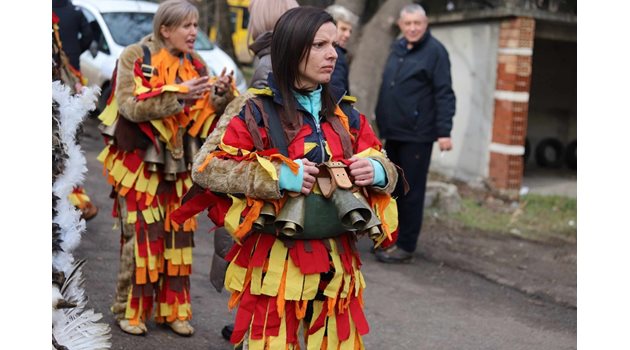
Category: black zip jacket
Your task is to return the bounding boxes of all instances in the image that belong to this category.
[375,30,455,143]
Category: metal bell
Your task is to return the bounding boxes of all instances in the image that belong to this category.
[331,189,372,231]
[163,149,186,181]
[253,202,276,230]
[143,140,165,173]
[98,117,119,145]
[359,198,383,240]
[274,195,305,237]
[184,135,202,170]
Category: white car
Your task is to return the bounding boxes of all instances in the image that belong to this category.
[75,0,247,111]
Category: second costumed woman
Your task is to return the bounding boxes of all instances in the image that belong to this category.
[190,6,400,349]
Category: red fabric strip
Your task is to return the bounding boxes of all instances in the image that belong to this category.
[349,296,369,335]
[336,303,351,341]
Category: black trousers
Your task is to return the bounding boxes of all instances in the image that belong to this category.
[385,140,434,253]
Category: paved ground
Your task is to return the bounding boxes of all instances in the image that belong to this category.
[75,117,576,349]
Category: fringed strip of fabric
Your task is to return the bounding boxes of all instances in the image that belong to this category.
[224,232,369,349]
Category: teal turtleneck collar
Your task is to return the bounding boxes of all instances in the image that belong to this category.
[292,85,322,121]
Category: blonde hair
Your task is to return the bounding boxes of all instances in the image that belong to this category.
[153,0,199,44]
[247,0,298,42]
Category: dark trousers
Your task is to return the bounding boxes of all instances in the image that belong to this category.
[385,140,434,253]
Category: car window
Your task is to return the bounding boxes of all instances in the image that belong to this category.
[195,33,214,51]
[102,12,154,47]
[79,7,109,54]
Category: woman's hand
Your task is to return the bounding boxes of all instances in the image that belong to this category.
[213,68,234,97]
[301,159,319,195]
[349,156,374,186]
[176,76,211,101]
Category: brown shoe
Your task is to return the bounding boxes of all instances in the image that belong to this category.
[168,319,195,336]
[80,201,98,221]
[375,245,413,264]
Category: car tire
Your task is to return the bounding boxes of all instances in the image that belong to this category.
[97,83,112,113]
[535,138,564,168]
[523,137,531,163]
[565,140,577,170]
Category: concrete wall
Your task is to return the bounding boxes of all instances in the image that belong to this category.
[430,21,501,184]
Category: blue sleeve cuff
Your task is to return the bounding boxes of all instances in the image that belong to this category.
[368,158,387,187]
[279,159,304,192]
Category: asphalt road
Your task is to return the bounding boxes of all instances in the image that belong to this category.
[75,117,576,350]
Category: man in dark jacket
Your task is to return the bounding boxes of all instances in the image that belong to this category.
[52,0,93,70]
[375,3,456,263]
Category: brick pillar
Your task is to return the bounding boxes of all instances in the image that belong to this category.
[488,17,535,198]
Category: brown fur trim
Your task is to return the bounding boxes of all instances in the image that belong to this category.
[192,92,282,199]
[116,35,183,123]
[111,198,136,319]
[368,153,399,195]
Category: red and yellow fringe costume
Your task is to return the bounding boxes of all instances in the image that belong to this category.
[97,37,233,326]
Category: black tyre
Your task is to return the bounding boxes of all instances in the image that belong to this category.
[565,140,577,170]
[523,137,531,163]
[535,138,564,168]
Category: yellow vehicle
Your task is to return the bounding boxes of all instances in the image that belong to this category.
[210,0,253,64]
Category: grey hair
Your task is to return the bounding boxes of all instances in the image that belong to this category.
[399,3,427,18]
[325,4,359,27]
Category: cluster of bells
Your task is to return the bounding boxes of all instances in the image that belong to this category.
[254,189,383,240]
[100,118,201,181]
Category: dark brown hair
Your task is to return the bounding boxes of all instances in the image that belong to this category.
[271,6,337,122]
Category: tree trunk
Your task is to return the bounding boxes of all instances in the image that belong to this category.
[214,0,236,60]
[197,0,213,37]
[348,0,411,118]
[334,0,365,18]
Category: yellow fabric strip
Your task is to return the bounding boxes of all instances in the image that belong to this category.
[324,240,344,298]
[200,114,215,138]
[134,171,150,194]
[151,205,162,222]
[182,247,193,265]
[353,147,384,159]
[225,261,247,292]
[304,142,317,155]
[255,154,278,180]
[176,178,183,198]
[147,173,160,197]
[133,76,151,95]
[307,301,326,350]
[302,273,320,300]
[96,145,111,163]
[183,177,193,190]
[260,240,288,296]
[224,195,247,236]
[250,266,263,296]
[98,98,118,125]
[141,208,155,224]
[126,211,137,224]
[267,309,288,349]
[110,158,128,183]
[121,162,144,189]
[284,255,304,301]
[133,234,144,267]
[149,120,172,147]
[326,311,339,350]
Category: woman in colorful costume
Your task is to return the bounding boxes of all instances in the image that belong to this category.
[191,7,399,349]
[96,0,234,336]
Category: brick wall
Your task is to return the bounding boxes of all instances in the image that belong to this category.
[489,17,535,197]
